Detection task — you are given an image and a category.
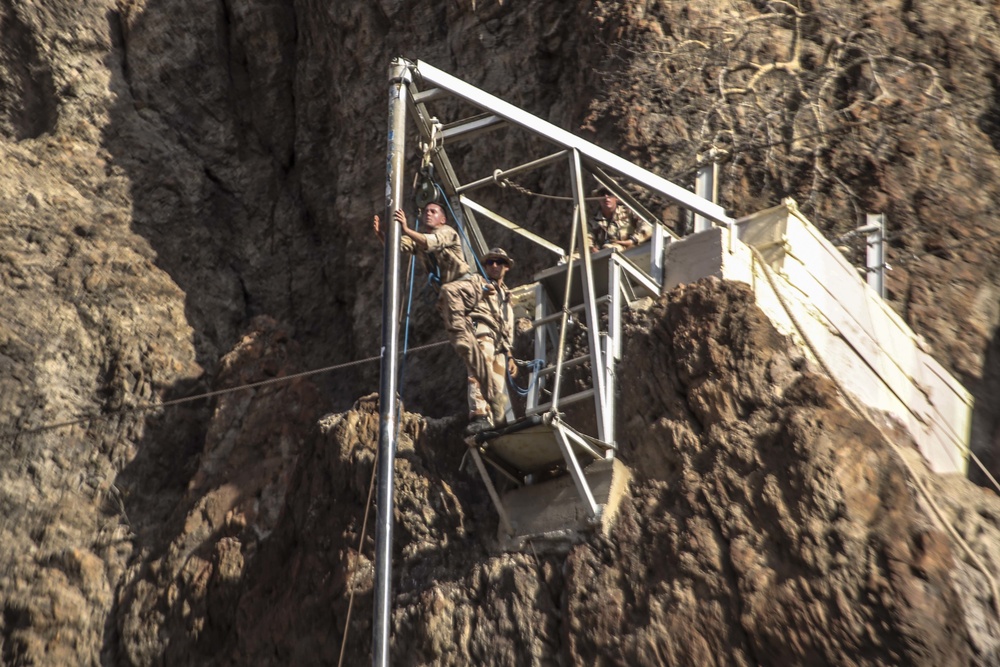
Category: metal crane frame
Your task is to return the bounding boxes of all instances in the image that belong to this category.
[374,56,733,666]
[393,56,735,519]
[401,57,732,440]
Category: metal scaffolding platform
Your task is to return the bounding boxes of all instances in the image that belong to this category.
[383,57,733,547]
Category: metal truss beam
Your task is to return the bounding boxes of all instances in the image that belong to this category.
[411,59,734,227]
[460,196,565,257]
[440,113,506,144]
[457,150,569,194]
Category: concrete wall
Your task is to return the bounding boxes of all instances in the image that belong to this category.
[664,199,972,474]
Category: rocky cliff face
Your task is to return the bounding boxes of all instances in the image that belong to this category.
[2,0,1000,665]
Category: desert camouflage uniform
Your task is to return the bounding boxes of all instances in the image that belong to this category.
[400,222,475,342]
[400,224,471,286]
[590,204,652,248]
[438,274,514,424]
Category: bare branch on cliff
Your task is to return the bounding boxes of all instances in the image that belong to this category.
[591,0,957,232]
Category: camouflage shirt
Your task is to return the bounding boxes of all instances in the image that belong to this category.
[590,204,652,248]
[469,277,514,353]
[401,224,471,286]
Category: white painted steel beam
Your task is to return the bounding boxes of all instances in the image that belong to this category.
[864,213,886,299]
[569,149,610,442]
[412,59,734,227]
[469,448,516,536]
[649,223,667,284]
[611,253,662,296]
[537,354,591,379]
[460,196,565,257]
[532,297,608,329]
[405,94,489,256]
[526,388,596,417]
[694,158,719,232]
[411,87,447,105]
[457,150,569,194]
[554,424,600,518]
[440,113,506,143]
[528,283,546,414]
[607,261,622,447]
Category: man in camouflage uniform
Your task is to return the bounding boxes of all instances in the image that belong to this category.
[373,206,513,432]
[452,247,516,435]
[373,202,472,288]
[589,187,652,252]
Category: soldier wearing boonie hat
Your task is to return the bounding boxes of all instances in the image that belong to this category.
[482,247,513,267]
[438,246,518,435]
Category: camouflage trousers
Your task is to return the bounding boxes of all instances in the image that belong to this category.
[437,277,509,422]
[466,335,508,422]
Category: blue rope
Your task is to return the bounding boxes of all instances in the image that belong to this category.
[433,183,488,279]
[398,212,420,392]
[400,183,488,394]
[507,358,545,398]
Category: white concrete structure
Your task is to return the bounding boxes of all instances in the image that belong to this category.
[664,198,972,474]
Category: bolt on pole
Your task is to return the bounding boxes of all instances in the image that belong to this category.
[373,57,410,667]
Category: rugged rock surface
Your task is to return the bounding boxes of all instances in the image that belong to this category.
[610,279,1000,666]
[2,0,1000,665]
[99,279,1000,666]
[585,0,1000,480]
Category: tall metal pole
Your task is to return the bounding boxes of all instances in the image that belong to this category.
[373,57,410,667]
[864,213,886,299]
[693,150,719,233]
[568,149,609,442]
